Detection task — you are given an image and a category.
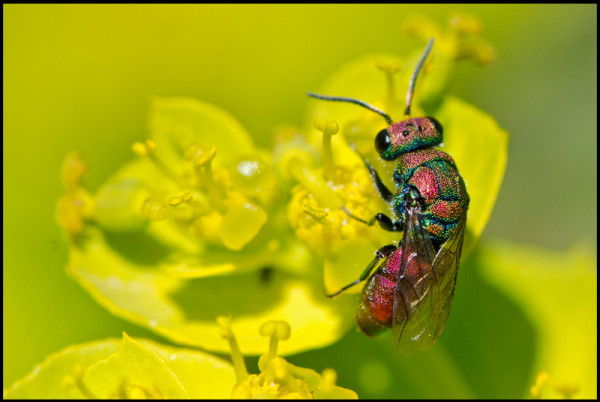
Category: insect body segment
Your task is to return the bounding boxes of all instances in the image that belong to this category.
[356,246,403,335]
[394,149,469,247]
[377,117,444,160]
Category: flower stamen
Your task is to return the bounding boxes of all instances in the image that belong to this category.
[313,117,339,178]
[376,61,402,106]
[259,320,291,362]
[217,315,249,384]
[530,371,579,399]
[185,143,226,212]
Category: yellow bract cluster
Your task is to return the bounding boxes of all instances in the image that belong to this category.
[130,139,274,251]
[55,152,94,238]
[52,15,508,365]
[288,165,379,257]
[219,316,357,399]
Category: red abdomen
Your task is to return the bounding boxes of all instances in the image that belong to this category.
[356,247,403,335]
[355,241,432,336]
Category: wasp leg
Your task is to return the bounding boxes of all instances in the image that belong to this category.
[326,244,397,297]
[349,142,394,203]
[342,207,404,232]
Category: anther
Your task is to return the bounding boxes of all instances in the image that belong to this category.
[260,320,291,361]
[302,202,329,223]
[61,152,88,192]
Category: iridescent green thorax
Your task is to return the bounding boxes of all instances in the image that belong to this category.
[394,149,469,246]
[380,117,443,160]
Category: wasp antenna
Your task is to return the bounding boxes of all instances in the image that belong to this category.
[404,38,434,117]
[307,92,394,125]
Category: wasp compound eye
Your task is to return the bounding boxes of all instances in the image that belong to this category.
[375,129,391,154]
[427,117,443,136]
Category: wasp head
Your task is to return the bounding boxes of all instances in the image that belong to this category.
[375,117,444,160]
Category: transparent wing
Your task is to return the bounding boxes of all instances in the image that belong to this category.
[430,210,467,342]
[392,205,467,354]
[392,203,436,353]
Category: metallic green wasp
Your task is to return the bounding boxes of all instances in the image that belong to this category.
[309,38,469,353]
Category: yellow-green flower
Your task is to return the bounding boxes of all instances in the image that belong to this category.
[218,316,357,399]
[3,332,236,399]
[55,14,506,359]
[4,321,357,399]
[56,96,353,356]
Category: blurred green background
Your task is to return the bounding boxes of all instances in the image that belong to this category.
[4,4,596,398]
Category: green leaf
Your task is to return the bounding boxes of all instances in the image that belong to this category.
[479,240,597,399]
[83,333,190,398]
[143,339,237,399]
[3,339,120,399]
[93,176,152,232]
[3,333,236,399]
[148,96,256,170]
[435,96,508,254]
[56,94,359,356]
[66,225,355,355]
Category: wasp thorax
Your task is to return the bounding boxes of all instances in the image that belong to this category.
[378,117,443,160]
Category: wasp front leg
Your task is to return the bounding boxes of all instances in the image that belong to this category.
[348,142,395,203]
[344,143,404,231]
[342,207,404,232]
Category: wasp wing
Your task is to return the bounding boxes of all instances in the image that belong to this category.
[392,205,467,354]
[392,203,436,353]
[430,210,467,342]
